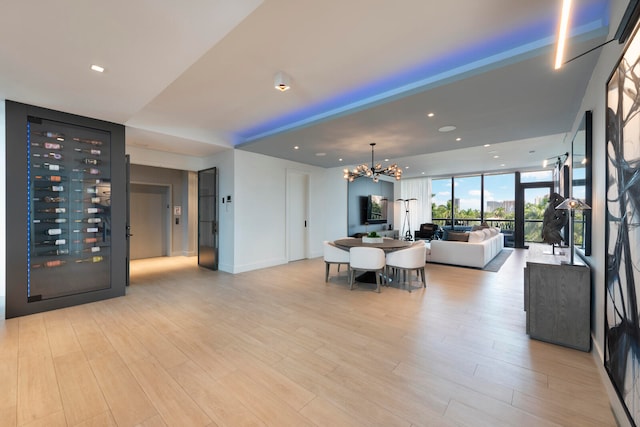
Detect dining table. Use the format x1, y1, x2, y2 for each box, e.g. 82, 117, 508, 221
333, 237, 412, 284
333, 237, 412, 252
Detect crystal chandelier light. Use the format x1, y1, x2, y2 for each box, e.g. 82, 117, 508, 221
343, 143, 402, 182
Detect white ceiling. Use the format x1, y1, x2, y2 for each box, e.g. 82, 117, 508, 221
0, 0, 611, 177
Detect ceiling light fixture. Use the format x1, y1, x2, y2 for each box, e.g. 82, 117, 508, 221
438, 125, 457, 133
343, 143, 402, 183
554, 0, 572, 69
274, 71, 291, 92
90, 64, 105, 73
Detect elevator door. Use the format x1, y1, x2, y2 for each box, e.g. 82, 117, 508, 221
130, 184, 170, 259
198, 167, 218, 270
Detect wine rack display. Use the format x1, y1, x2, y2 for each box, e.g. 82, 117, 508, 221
28, 119, 112, 300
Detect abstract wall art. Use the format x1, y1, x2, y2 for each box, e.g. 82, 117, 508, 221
605, 21, 640, 427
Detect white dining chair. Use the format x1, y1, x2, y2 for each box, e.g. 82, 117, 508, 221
323, 241, 350, 282
349, 246, 386, 293
385, 242, 426, 292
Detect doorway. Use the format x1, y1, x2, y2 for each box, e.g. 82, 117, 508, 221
129, 183, 171, 259
287, 170, 309, 261
515, 182, 553, 248
198, 167, 218, 270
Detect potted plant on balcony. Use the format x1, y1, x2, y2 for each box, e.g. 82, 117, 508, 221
362, 231, 384, 244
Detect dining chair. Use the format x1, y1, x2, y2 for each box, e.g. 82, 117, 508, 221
349, 246, 386, 293
323, 241, 350, 282
385, 242, 426, 292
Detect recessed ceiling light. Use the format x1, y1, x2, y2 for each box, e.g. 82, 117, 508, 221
493, 155, 500, 159
405, 166, 409, 169
427, 113, 435, 118
484, 144, 491, 148
90, 64, 105, 73
274, 71, 291, 92
315, 152, 326, 157
293, 146, 299, 150
500, 164, 506, 167
421, 172, 426, 175
338, 158, 343, 162
384, 158, 389, 162
438, 125, 456, 133
456, 137, 462, 141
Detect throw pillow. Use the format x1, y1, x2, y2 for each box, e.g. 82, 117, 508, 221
482, 228, 492, 239
447, 231, 469, 242
467, 230, 485, 243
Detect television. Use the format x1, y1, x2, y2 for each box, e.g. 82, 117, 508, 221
362, 195, 388, 224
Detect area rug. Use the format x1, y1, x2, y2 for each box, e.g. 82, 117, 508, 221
483, 248, 513, 272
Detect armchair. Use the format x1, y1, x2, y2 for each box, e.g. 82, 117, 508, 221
414, 223, 440, 241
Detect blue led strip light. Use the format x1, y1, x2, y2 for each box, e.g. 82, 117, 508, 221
26, 121, 31, 297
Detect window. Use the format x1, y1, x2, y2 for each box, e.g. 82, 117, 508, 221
484, 173, 515, 230
431, 178, 452, 226
453, 176, 481, 227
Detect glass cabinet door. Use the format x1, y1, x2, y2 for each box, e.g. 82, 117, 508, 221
27, 118, 111, 301
198, 167, 218, 270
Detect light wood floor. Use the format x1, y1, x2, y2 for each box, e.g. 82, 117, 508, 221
0, 250, 617, 426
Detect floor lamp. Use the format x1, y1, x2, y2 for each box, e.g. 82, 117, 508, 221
555, 198, 591, 265
397, 198, 417, 241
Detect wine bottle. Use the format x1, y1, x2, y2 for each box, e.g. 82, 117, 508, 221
74, 147, 101, 156
33, 175, 63, 182
75, 256, 103, 264
35, 239, 66, 246
74, 237, 98, 244
32, 152, 63, 160
38, 248, 69, 256
33, 131, 65, 139
33, 218, 67, 224
33, 163, 64, 171
37, 207, 66, 213
33, 196, 66, 203
43, 228, 62, 236
86, 207, 103, 214
31, 141, 63, 150
35, 185, 64, 192
73, 137, 103, 146
79, 158, 101, 165
32, 260, 66, 268
74, 218, 101, 224
72, 168, 100, 175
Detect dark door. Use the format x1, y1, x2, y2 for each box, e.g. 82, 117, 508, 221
198, 167, 218, 270
125, 154, 131, 286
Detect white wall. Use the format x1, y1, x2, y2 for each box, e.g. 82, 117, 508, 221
230, 150, 327, 273
571, 2, 628, 425
127, 144, 214, 171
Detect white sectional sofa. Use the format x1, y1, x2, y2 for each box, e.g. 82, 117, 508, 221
425, 227, 504, 268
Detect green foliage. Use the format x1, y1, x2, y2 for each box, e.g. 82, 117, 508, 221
367, 231, 380, 238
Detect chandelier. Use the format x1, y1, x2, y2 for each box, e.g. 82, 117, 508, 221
343, 143, 402, 182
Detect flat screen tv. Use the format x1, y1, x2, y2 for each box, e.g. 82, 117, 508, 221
362, 195, 388, 224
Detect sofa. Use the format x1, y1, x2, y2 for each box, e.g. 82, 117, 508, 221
425, 227, 504, 268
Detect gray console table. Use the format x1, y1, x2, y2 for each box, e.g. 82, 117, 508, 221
524, 244, 591, 351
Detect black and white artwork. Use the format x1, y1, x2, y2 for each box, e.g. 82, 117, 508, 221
605, 22, 640, 427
